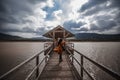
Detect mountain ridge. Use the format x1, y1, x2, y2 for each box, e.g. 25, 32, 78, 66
0, 32, 120, 41
0, 33, 22, 40
75, 33, 120, 41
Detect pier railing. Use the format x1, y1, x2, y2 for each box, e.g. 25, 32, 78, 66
66, 43, 120, 80
0, 43, 53, 80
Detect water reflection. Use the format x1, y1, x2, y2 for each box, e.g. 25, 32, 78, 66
74, 42, 120, 80
0, 42, 44, 80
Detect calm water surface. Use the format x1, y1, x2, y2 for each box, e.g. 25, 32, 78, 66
0, 42, 45, 80
0, 42, 120, 80
74, 42, 120, 80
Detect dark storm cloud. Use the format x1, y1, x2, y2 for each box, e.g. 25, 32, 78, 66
0, 1, 6, 13
79, 27, 88, 31
114, 11, 120, 23
0, 0, 33, 25
82, 4, 109, 16
98, 20, 116, 29
110, 0, 120, 8
63, 20, 86, 33
77, 0, 120, 34
0, 0, 33, 14
0, 26, 47, 36
94, 15, 113, 21
22, 27, 35, 33
28, 0, 47, 4
0, 27, 21, 33
0, 15, 18, 24
90, 20, 116, 31
117, 27, 120, 31
81, 0, 120, 17
36, 27, 48, 35
80, 0, 107, 12
0, 0, 47, 33
0, 26, 35, 33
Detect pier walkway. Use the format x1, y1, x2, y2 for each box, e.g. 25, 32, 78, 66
39, 52, 78, 80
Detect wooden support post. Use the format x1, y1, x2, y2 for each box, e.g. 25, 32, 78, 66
81, 55, 83, 80
63, 30, 65, 39
36, 56, 39, 78
45, 56, 48, 64
71, 43, 74, 54
72, 54, 74, 65
53, 31, 55, 40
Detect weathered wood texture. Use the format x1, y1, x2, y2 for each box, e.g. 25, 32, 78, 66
39, 52, 77, 80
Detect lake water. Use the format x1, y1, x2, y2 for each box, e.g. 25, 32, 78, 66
73, 42, 120, 80
0, 42, 45, 80
0, 42, 120, 80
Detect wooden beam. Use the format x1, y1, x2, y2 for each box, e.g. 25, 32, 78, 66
65, 33, 70, 38
48, 33, 53, 38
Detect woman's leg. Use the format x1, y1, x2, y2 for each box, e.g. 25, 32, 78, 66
59, 53, 62, 62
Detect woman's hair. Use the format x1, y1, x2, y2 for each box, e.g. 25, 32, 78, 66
58, 38, 62, 45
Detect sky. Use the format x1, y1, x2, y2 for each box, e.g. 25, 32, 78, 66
0, 0, 120, 38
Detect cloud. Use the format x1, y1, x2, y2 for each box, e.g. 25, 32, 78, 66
53, 10, 62, 20
0, 0, 120, 38
110, 0, 120, 8
46, 0, 54, 8
76, 0, 120, 34
63, 20, 86, 33
90, 20, 116, 31
80, 0, 107, 12
28, 0, 47, 4
0, 0, 49, 37
0, 0, 33, 25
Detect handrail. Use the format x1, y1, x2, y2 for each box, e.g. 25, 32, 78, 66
0, 44, 53, 80
25, 57, 46, 80
74, 48, 120, 80
66, 45, 120, 80
72, 57, 94, 80
25, 45, 53, 80
67, 47, 94, 80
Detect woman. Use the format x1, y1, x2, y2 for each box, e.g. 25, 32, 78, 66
57, 38, 65, 62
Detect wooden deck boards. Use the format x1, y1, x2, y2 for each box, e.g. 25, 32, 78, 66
39, 52, 76, 80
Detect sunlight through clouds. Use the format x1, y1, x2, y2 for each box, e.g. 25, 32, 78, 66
67, 0, 88, 21
53, 10, 62, 20
0, 0, 120, 37
47, 0, 54, 8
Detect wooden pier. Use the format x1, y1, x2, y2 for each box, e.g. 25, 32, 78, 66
39, 52, 78, 80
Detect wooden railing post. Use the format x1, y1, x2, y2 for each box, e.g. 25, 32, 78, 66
81, 55, 83, 80
36, 56, 39, 78
72, 54, 74, 65
45, 56, 48, 64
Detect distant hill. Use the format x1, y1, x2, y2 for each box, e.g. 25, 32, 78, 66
1, 32, 120, 41
75, 33, 120, 41
0, 33, 22, 40
0, 33, 51, 41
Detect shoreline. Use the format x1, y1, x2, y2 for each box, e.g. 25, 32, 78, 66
0, 40, 120, 42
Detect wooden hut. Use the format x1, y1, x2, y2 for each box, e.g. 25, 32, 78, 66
43, 25, 74, 39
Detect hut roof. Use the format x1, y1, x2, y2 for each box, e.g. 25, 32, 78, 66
43, 25, 74, 39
